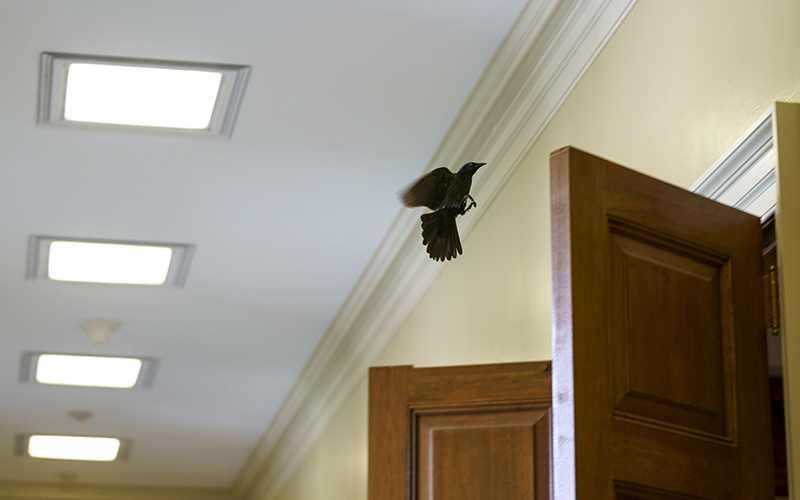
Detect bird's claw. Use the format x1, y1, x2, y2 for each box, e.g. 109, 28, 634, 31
459, 194, 477, 215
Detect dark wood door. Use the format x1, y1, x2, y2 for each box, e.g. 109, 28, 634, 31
550, 147, 773, 498
369, 362, 551, 500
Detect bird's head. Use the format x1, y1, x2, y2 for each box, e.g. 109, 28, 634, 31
458, 162, 486, 177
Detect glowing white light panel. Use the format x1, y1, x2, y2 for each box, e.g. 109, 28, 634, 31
64, 63, 222, 129
48, 241, 172, 285
35, 354, 143, 388
28, 435, 121, 461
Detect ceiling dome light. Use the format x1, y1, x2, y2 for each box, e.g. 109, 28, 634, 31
81, 318, 122, 344
67, 410, 94, 423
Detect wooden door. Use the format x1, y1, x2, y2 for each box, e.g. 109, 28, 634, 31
369, 362, 551, 500
550, 147, 773, 498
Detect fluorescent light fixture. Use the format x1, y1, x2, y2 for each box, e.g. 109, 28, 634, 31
38, 52, 250, 136
19, 352, 159, 389
28, 435, 121, 461
27, 236, 195, 287
48, 241, 173, 285
35, 354, 143, 388
64, 63, 222, 129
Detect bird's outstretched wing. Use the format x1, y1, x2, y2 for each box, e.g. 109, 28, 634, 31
420, 208, 462, 261
400, 167, 453, 211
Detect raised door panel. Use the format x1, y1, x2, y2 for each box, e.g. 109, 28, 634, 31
550, 147, 772, 499
369, 362, 551, 500
416, 408, 548, 500
608, 219, 732, 440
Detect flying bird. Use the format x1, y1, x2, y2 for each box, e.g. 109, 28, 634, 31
400, 162, 485, 261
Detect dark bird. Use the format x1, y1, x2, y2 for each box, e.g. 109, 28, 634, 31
400, 162, 485, 261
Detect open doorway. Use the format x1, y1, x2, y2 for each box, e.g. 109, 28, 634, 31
763, 215, 788, 498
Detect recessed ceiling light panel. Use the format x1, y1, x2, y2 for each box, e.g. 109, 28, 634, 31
38, 52, 250, 136
64, 63, 223, 129
19, 352, 159, 389
35, 354, 143, 388
16, 434, 132, 461
48, 241, 173, 285
26, 236, 194, 287
28, 435, 121, 461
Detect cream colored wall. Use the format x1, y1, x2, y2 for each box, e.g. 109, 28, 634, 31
270, 379, 369, 500
273, 0, 800, 498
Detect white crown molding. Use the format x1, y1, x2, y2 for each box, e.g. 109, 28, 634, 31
691, 108, 777, 220
234, 1, 638, 498
0, 482, 232, 500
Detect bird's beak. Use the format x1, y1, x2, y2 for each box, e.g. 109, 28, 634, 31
476, 163, 486, 169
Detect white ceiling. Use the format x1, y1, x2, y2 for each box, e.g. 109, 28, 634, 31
0, 0, 528, 489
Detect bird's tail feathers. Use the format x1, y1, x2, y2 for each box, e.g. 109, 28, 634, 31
420, 208, 462, 261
